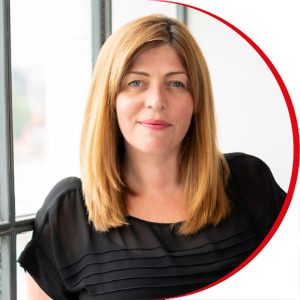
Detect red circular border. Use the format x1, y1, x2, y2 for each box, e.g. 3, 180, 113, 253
150, 1, 300, 299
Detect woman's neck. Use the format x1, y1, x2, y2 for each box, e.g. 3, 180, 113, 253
122, 146, 187, 223
122, 146, 181, 196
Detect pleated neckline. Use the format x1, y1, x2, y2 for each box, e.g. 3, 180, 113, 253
126, 215, 185, 226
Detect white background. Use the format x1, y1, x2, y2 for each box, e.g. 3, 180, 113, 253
172, 1, 299, 299
188, 3, 293, 192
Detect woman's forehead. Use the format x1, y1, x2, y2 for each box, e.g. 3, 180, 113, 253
126, 44, 188, 73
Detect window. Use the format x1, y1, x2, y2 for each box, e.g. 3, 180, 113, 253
0, 0, 93, 299
0, 1, 186, 298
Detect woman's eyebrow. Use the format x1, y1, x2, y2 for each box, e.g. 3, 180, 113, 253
126, 71, 189, 77
165, 71, 189, 78
126, 71, 149, 76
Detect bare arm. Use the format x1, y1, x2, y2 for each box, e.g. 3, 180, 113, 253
26, 272, 52, 300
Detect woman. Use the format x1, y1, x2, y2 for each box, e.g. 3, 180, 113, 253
18, 15, 286, 300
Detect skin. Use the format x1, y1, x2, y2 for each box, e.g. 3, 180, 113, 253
26, 272, 52, 300
116, 44, 194, 223
27, 43, 194, 298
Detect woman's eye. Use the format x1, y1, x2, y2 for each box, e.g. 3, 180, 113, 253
171, 81, 184, 88
129, 80, 141, 87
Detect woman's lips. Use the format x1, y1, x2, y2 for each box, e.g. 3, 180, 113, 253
138, 119, 171, 130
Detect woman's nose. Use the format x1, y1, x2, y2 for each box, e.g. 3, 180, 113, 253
145, 85, 167, 110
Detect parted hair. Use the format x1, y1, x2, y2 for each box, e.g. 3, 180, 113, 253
80, 14, 231, 236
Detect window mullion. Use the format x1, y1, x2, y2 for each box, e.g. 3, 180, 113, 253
0, 0, 15, 299
91, 0, 112, 69
0, 0, 15, 226
177, 4, 188, 25
11, 230, 16, 300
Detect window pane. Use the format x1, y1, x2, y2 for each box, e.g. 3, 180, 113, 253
0, 236, 10, 300
17, 231, 32, 300
11, 0, 92, 217
112, 0, 177, 33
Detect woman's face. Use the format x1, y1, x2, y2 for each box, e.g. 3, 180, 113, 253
116, 44, 194, 156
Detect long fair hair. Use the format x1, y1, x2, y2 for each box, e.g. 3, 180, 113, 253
80, 15, 231, 236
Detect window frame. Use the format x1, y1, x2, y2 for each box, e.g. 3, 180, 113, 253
0, 1, 186, 298
0, 1, 37, 298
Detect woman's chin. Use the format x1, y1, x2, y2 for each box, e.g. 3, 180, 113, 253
124, 137, 180, 156
133, 143, 179, 157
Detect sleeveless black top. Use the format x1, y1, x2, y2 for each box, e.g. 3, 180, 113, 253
18, 153, 286, 300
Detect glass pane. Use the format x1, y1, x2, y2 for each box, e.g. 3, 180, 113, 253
17, 231, 32, 300
112, 0, 177, 33
11, 0, 92, 217
0, 236, 10, 300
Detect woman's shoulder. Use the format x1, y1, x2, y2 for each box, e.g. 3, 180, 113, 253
224, 152, 273, 178
36, 176, 82, 216
224, 152, 267, 166
38, 176, 82, 210
224, 152, 286, 221
224, 151, 281, 188
34, 176, 84, 239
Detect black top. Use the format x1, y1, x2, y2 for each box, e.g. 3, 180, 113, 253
18, 153, 286, 300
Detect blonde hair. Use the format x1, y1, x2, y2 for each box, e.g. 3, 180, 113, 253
80, 14, 231, 236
